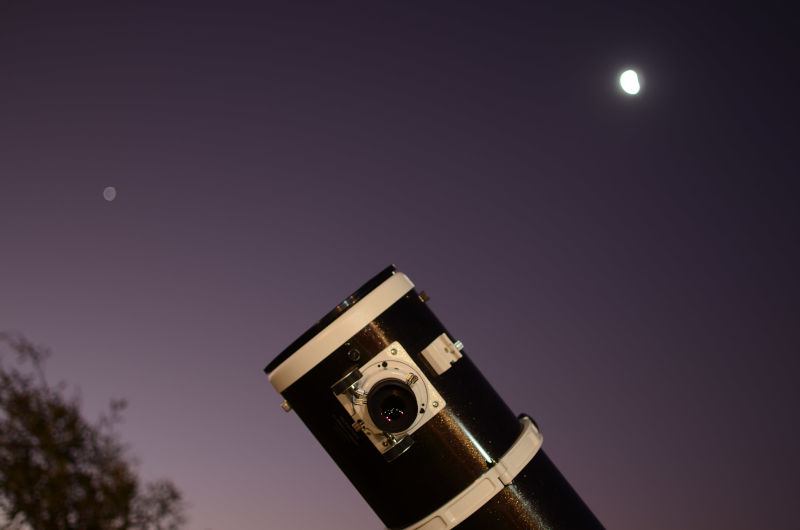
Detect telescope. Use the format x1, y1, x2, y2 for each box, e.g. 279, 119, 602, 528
265, 266, 604, 529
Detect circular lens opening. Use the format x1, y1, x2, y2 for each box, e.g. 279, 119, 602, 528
367, 379, 418, 433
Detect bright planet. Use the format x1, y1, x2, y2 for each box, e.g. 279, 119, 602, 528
620, 69, 641, 95
103, 186, 117, 201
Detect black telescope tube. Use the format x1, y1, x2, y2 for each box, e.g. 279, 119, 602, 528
265, 266, 604, 529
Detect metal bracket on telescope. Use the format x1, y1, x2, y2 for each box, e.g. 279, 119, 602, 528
397, 416, 543, 530
420, 334, 463, 375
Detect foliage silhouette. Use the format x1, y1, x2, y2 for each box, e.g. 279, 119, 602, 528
0, 332, 185, 530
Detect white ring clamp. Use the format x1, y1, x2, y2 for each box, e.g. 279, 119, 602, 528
397, 416, 543, 530
269, 273, 414, 393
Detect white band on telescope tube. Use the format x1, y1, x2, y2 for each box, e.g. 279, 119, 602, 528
269, 272, 414, 393
398, 416, 543, 530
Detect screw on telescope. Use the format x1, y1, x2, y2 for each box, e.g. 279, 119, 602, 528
418, 291, 430, 302
280, 400, 292, 412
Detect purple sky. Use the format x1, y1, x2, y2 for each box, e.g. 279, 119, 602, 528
1, 2, 798, 529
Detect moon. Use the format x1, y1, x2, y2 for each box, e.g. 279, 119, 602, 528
619, 69, 641, 95
103, 186, 117, 201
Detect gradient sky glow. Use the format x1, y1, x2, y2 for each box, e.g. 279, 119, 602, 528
1, 2, 798, 529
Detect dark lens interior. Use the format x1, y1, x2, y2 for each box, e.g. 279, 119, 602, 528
367, 379, 418, 433
380, 395, 407, 422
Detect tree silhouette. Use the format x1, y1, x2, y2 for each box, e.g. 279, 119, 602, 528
0, 332, 186, 530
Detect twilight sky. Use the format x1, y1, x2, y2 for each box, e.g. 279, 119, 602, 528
1, 2, 798, 529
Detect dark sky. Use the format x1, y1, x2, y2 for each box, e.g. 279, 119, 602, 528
1, 1, 798, 529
